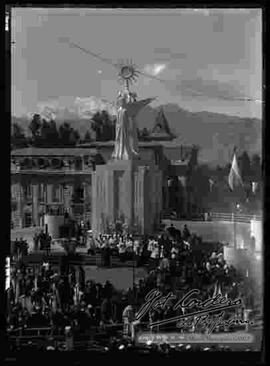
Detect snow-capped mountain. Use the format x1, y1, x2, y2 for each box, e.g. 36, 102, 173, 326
75, 96, 117, 119
24, 97, 117, 122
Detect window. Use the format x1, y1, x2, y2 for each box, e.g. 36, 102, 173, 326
155, 151, 160, 165
39, 184, 46, 202
72, 186, 84, 203
23, 184, 32, 200
24, 212, 32, 228
52, 184, 62, 203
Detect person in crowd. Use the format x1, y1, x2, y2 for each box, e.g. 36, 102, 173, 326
103, 244, 111, 267
183, 225, 191, 241
159, 255, 170, 273
118, 239, 126, 262
33, 233, 39, 252
100, 297, 115, 325
167, 223, 176, 237
122, 304, 135, 337
78, 266, 85, 290
103, 280, 113, 299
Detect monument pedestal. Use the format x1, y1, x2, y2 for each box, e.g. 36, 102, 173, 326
91, 158, 162, 235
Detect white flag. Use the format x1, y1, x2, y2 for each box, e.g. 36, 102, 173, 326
251, 181, 259, 194
228, 153, 243, 190
209, 178, 215, 192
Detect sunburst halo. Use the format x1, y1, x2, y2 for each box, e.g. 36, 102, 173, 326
116, 59, 140, 85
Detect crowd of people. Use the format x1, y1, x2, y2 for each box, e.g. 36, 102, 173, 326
88, 224, 224, 270
11, 238, 29, 259
6, 261, 128, 336
33, 231, 52, 253
7, 223, 257, 351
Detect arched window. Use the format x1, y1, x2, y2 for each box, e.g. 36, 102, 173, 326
23, 158, 32, 169
38, 158, 45, 168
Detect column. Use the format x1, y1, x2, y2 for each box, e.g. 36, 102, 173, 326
85, 177, 92, 223
106, 169, 114, 224
47, 184, 53, 205
91, 172, 97, 234
14, 181, 24, 229
18, 181, 24, 228
178, 176, 188, 217
163, 177, 169, 212
32, 183, 39, 226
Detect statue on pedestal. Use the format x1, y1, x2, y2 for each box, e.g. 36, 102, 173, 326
111, 62, 155, 160
112, 91, 155, 160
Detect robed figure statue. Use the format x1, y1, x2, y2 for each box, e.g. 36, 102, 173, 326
112, 91, 155, 160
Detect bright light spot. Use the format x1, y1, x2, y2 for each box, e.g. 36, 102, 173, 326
144, 63, 166, 76
98, 70, 102, 74
255, 253, 262, 261
5, 257, 10, 290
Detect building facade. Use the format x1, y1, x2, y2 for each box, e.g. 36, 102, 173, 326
11, 111, 201, 230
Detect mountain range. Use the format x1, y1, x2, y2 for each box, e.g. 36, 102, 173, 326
12, 97, 262, 166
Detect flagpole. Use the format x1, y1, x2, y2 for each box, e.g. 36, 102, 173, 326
233, 204, 236, 249
229, 146, 240, 249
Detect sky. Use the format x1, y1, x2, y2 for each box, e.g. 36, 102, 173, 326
11, 7, 262, 119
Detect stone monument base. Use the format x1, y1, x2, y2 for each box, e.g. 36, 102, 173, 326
91, 158, 162, 235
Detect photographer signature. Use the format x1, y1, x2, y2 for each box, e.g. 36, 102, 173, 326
135, 289, 252, 334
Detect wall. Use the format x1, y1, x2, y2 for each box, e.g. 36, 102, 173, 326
44, 215, 65, 239
162, 219, 262, 248
84, 266, 148, 290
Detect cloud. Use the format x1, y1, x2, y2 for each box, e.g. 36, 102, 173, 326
143, 63, 167, 76
154, 48, 187, 61
173, 76, 251, 101
75, 97, 116, 118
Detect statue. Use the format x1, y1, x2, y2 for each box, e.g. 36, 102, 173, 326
112, 90, 155, 160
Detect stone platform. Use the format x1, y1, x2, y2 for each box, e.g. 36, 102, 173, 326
91, 158, 162, 235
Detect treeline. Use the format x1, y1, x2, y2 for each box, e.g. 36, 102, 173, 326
198, 151, 262, 183
11, 110, 152, 149
191, 151, 262, 214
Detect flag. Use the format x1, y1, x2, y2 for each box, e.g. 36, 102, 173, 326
228, 153, 243, 191
209, 178, 215, 192
251, 181, 259, 194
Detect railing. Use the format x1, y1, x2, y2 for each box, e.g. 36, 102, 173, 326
8, 327, 53, 337
162, 211, 262, 223
210, 212, 262, 223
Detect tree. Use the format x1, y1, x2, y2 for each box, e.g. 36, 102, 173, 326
11, 123, 28, 149
39, 119, 52, 146
58, 122, 73, 145
47, 120, 59, 146
69, 128, 80, 146
238, 151, 251, 182
29, 114, 42, 140
83, 130, 92, 143
91, 111, 103, 140
90, 110, 115, 141
250, 154, 262, 181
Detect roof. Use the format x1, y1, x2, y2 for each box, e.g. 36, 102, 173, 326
170, 160, 189, 166
147, 132, 173, 140
79, 141, 163, 148
11, 147, 98, 157
148, 108, 175, 140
